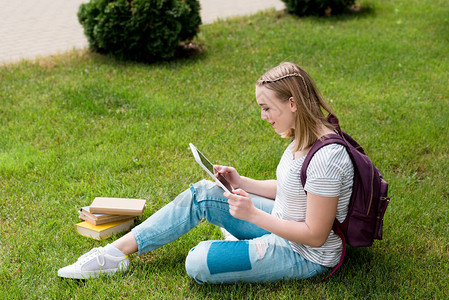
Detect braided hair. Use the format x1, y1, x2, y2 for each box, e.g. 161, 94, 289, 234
256, 62, 335, 151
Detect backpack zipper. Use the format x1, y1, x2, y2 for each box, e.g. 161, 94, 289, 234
367, 163, 374, 215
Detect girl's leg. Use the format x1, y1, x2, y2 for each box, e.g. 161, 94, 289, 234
185, 234, 329, 284
112, 232, 138, 255
58, 180, 274, 279
132, 180, 274, 255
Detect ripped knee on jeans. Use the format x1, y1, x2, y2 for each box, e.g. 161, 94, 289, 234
255, 240, 268, 260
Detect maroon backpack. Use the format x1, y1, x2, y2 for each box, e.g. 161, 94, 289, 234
300, 114, 390, 279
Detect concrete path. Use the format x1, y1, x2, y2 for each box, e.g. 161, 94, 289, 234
0, 0, 284, 65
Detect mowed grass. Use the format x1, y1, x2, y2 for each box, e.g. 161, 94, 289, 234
0, 0, 448, 298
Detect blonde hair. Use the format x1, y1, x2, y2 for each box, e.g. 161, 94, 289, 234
256, 62, 335, 152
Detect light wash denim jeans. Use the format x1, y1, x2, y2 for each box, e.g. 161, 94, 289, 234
132, 180, 328, 284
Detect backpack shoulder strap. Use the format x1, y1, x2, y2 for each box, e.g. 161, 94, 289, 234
322, 220, 346, 281
299, 136, 348, 280
299, 115, 349, 280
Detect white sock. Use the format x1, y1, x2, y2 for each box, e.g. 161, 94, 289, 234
104, 244, 126, 257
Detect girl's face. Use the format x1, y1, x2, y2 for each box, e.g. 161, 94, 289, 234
255, 85, 297, 135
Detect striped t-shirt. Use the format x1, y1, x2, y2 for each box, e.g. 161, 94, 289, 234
270, 141, 354, 267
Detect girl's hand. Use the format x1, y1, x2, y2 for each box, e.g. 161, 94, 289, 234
224, 189, 257, 222
214, 165, 242, 188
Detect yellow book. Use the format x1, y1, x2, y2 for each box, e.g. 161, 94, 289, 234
75, 218, 135, 240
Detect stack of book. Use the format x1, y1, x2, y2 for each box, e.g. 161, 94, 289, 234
76, 197, 146, 240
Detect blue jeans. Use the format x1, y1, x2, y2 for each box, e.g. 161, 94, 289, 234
132, 180, 328, 283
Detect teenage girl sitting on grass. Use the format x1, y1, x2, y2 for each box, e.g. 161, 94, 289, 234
58, 62, 354, 283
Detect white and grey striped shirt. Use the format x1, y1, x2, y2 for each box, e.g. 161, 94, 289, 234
271, 142, 354, 267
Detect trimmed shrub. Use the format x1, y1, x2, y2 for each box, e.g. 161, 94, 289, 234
78, 0, 202, 62
281, 0, 355, 16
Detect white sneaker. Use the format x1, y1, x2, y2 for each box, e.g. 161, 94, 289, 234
58, 247, 129, 279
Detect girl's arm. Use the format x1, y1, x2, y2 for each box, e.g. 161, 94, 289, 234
225, 189, 337, 247
215, 165, 277, 200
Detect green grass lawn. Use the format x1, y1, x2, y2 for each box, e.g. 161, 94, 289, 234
1, 0, 448, 298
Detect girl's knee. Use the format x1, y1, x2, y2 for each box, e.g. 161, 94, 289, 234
191, 180, 225, 203
185, 241, 211, 284
171, 180, 215, 208
192, 180, 220, 194
185, 240, 256, 284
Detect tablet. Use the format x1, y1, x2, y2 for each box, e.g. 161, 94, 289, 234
189, 143, 233, 193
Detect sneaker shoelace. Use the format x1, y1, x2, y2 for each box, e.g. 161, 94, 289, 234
77, 247, 106, 267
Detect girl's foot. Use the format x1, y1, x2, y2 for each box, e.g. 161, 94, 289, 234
58, 244, 129, 279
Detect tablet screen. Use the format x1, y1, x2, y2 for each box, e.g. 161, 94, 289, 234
197, 148, 214, 174
194, 145, 233, 192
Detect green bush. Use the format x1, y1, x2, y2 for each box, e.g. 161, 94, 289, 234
281, 0, 355, 16
78, 0, 201, 62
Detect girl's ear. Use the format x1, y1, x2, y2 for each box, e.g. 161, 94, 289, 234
289, 97, 297, 112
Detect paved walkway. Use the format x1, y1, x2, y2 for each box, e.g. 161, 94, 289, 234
0, 0, 284, 65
